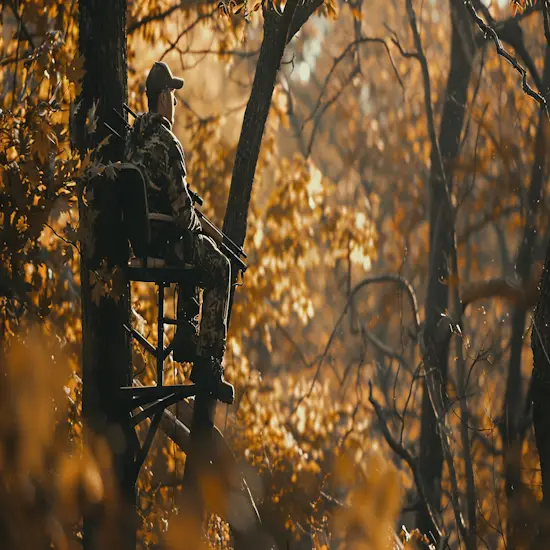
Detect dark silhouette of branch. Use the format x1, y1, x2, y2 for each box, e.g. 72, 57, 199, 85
457, 205, 518, 244
287, 0, 324, 43
465, 0, 548, 114
6, 0, 35, 49
128, 0, 218, 34
304, 35, 404, 127
461, 276, 539, 310
158, 8, 217, 61
292, 274, 420, 412
368, 381, 445, 542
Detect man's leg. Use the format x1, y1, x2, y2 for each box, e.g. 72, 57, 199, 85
172, 283, 199, 363
166, 236, 201, 363
191, 234, 234, 403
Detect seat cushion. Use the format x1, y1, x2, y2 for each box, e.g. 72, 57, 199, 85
128, 257, 167, 269
125, 256, 201, 285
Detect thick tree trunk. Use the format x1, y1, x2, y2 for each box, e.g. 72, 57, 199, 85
533, 247, 550, 506
222, 0, 300, 247
505, 44, 550, 546
416, 1, 475, 541
181, 1, 321, 547
75, 1, 134, 549
531, 55, 550, 540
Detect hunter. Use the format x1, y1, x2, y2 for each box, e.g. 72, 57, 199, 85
125, 61, 234, 405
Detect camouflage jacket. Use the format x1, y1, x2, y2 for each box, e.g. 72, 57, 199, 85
125, 112, 201, 233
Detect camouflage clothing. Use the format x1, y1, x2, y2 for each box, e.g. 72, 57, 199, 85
173, 234, 230, 359
125, 112, 201, 233
126, 112, 229, 361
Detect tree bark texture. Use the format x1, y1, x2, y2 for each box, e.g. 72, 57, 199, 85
416, 1, 475, 541
531, 48, 550, 530
76, 1, 134, 549
505, 44, 550, 547
533, 245, 550, 507
222, 0, 300, 248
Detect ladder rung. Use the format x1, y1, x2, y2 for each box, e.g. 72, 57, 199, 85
162, 317, 179, 325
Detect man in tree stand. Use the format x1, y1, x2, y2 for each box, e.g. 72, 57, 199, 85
125, 61, 235, 405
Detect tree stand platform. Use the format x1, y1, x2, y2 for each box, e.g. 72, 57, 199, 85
121, 257, 201, 477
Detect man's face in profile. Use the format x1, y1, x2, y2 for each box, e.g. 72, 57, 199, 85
158, 88, 177, 126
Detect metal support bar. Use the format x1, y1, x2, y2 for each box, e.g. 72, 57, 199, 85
124, 324, 157, 357
162, 317, 179, 325
120, 383, 197, 400
157, 282, 165, 386
127, 412, 142, 459
163, 338, 175, 361
125, 392, 165, 411
130, 387, 196, 426
134, 411, 163, 478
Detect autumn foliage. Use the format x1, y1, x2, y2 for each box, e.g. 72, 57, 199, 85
4, 0, 550, 549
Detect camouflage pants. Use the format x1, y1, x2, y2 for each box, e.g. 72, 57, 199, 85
171, 232, 230, 360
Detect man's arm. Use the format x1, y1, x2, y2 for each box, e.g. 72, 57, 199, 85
163, 149, 201, 232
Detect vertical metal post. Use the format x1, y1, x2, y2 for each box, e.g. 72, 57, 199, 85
157, 282, 164, 386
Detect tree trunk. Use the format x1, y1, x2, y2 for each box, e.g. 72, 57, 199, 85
75, 1, 134, 549
181, 0, 301, 525
505, 44, 550, 547
181, 1, 321, 547
416, 1, 475, 541
222, 0, 299, 247
533, 243, 550, 504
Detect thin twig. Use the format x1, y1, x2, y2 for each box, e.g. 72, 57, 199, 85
291, 274, 420, 412
305, 36, 404, 127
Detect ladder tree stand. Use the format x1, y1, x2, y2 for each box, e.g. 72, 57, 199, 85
76, 0, 265, 547
115, 165, 263, 546
120, 259, 200, 484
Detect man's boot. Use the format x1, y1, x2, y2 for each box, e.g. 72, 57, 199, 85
190, 355, 235, 405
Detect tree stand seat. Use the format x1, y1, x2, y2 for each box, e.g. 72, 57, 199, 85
125, 256, 202, 286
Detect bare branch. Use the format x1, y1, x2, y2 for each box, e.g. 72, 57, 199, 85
461, 276, 539, 310
287, 0, 324, 43
457, 205, 518, 244
305, 36, 404, 128
465, 0, 549, 114
450, 247, 477, 547
6, 0, 35, 49
292, 274, 420, 412
368, 381, 445, 541
404, 0, 446, 182
360, 323, 413, 373
128, 0, 218, 34
158, 8, 217, 61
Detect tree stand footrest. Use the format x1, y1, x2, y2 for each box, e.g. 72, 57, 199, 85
120, 384, 197, 408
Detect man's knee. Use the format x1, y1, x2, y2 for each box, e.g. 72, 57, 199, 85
195, 235, 230, 287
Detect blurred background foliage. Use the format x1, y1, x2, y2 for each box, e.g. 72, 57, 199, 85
2, 0, 550, 548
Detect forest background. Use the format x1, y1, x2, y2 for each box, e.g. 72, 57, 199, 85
3, 0, 550, 549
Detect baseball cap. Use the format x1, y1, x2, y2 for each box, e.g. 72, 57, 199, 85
146, 61, 184, 95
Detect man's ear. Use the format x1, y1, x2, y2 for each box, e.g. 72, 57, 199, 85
158, 90, 168, 109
